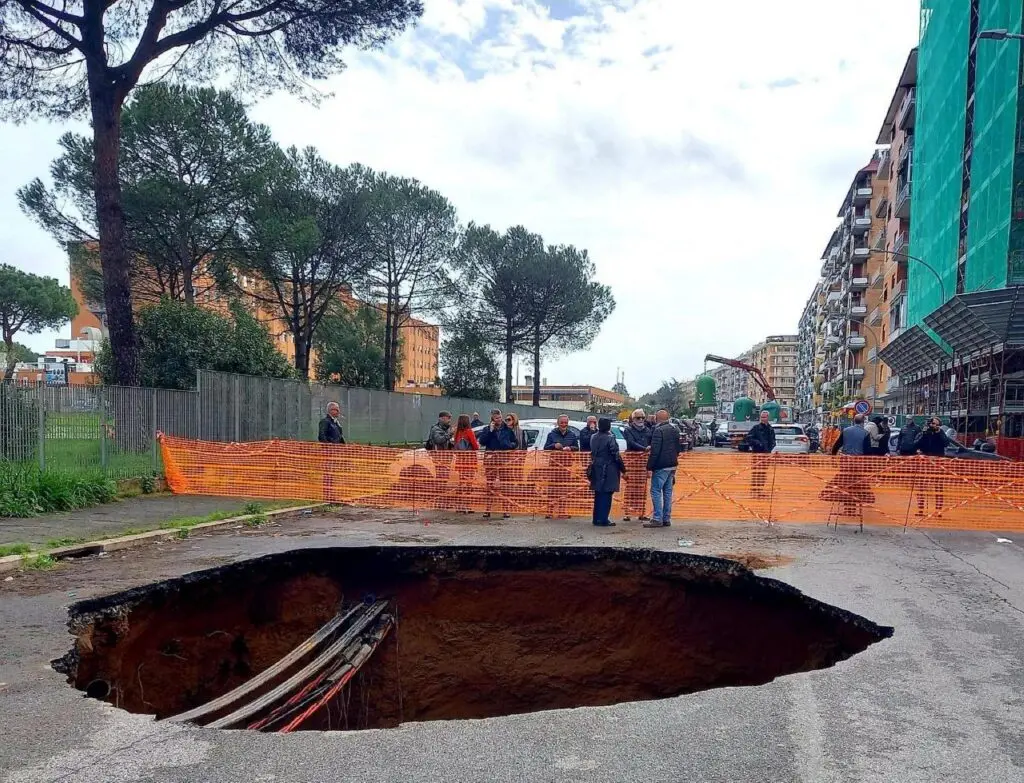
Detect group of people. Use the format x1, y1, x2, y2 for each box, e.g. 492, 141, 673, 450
829, 415, 947, 458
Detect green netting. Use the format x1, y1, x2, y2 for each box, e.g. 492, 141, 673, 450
966, 0, 1019, 292
909, 1, 969, 327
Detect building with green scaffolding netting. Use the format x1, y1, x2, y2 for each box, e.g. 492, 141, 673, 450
879, 0, 1024, 456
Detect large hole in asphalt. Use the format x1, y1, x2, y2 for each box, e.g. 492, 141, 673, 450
56, 546, 892, 731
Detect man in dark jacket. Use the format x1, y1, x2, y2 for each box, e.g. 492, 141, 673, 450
544, 415, 580, 451
745, 411, 775, 499
543, 415, 578, 518
898, 419, 922, 455
579, 416, 599, 452
622, 409, 653, 521
427, 411, 454, 483
470, 412, 483, 429
318, 402, 346, 444
914, 417, 949, 515
478, 409, 516, 519
645, 410, 680, 528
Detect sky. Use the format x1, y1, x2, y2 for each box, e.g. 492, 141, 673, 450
0, 0, 921, 397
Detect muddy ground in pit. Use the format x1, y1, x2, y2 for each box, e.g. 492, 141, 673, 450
62, 546, 889, 732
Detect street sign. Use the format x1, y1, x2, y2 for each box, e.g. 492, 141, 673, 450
854, 399, 872, 415
887, 415, 897, 427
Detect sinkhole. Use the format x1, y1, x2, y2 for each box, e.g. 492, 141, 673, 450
56, 546, 892, 731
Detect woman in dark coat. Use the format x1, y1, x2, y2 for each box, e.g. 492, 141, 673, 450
589, 418, 626, 527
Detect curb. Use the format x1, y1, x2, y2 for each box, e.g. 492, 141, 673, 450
0, 503, 329, 575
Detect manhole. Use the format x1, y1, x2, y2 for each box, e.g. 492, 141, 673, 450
55, 546, 892, 731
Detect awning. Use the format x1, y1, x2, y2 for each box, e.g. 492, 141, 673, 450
924, 286, 1024, 353
877, 324, 949, 375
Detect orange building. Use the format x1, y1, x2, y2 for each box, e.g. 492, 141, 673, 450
64, 252, 439, 389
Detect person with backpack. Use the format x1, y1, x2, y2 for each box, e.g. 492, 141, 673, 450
426, 411, 454, 483
451, 414, 480, 512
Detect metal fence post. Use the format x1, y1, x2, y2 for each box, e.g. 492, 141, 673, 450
37, 382, 45, 471
233, 374, 241, 442
196, 371, 203, 440
99, 386, 108, 470
268, 381, 274, 439
151, 388, 158, 472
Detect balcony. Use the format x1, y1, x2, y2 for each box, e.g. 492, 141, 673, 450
867, 306, 881, 327
850, 277, 869, 290
890, 278, 906, 301
825, 334, 841, 346
889, 326, 903, 343
847, 335, 867, 349
851, 213, 872, 235
897, 87, 916, 130
877, 149, 891, 180
848, 367, 866, 378
852, 243, 871, 259
898, 137, 914, 170
892, 230, 908, 258
868, 347, 879, 362
872, 230, 887, 251
885, 375, 901, 393
826, 290, 843, 304
870, 268, 885, 289
853, 186, 873, 205
849, 304, 867, 319
895, 180, 911, 219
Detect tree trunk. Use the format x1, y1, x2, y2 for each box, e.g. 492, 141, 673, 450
382, 293, 395, 391
390, 310, 402, 391
2, 334, 15, 382
532, 326, 541, 407
89, 86, 139, 386
504, 319, 514, 404
293, 314, 309, 380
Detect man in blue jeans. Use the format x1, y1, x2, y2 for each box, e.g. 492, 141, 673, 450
645, 409, 681, 528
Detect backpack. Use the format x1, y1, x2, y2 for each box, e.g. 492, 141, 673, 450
456, 437, 473, 451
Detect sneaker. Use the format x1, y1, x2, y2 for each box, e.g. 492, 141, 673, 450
593, 521, 617, 527
623, 516, 631, 522
502, 513, 511, 519
639, 515, 651, 521
483, 513, 491, 519
643, 519, 664, 528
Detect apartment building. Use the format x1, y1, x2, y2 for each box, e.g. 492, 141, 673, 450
749, 335, 799, 408
872, 48, 917, 415
796, 282, 825, 419
817, 153, 888, 411
878, 2, 1024, 449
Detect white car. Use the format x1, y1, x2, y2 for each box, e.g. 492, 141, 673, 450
475, 418, 628, 453
771, 423, 811, 454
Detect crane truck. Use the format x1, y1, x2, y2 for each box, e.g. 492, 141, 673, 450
704, 354, 785, 450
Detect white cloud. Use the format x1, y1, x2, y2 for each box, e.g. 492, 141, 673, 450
0, 0, 919, 394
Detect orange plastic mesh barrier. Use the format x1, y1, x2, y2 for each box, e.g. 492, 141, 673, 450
159, 435, 1024, 530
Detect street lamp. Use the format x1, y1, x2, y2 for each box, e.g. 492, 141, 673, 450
979, 28, 1024, 41
871, 248, 946, 302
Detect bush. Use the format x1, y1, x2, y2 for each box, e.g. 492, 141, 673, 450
0, 385, 39, 462
0, 463, 117, 517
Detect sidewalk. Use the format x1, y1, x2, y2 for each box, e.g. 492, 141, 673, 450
0, 495, 275, 546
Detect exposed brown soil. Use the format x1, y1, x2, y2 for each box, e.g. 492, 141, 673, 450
59, 547, 891, 731
715, 552, 795, 570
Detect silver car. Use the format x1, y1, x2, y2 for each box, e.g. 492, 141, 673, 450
771, 423, 811, 454
475, 419, 629, 452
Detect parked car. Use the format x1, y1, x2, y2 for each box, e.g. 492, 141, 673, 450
713, 429, 731, 448
771, 423, 811, 455
887, 426, 1008, 461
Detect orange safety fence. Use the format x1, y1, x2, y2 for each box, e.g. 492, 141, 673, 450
159, 435, 1024, 531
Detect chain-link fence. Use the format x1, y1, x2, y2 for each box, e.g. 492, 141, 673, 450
2, 373, 550, 478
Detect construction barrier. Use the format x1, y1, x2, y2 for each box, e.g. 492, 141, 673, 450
159, 435, 1024, 531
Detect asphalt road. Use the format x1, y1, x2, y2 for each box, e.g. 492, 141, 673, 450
1, 509, 1023, 782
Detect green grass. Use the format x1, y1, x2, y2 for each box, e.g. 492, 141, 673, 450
157, 500, 305, 533
44, 537, 86, 549
21, 553, 57, 571
0, 462, 118, 518
0, 543, 32, 558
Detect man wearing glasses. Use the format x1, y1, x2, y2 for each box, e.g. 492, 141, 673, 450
622, 408, 654, 521
478, 408, 517, 518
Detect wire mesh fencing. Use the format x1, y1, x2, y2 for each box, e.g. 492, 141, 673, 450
2, 373, 552, 478
159, 437, 1024, 531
